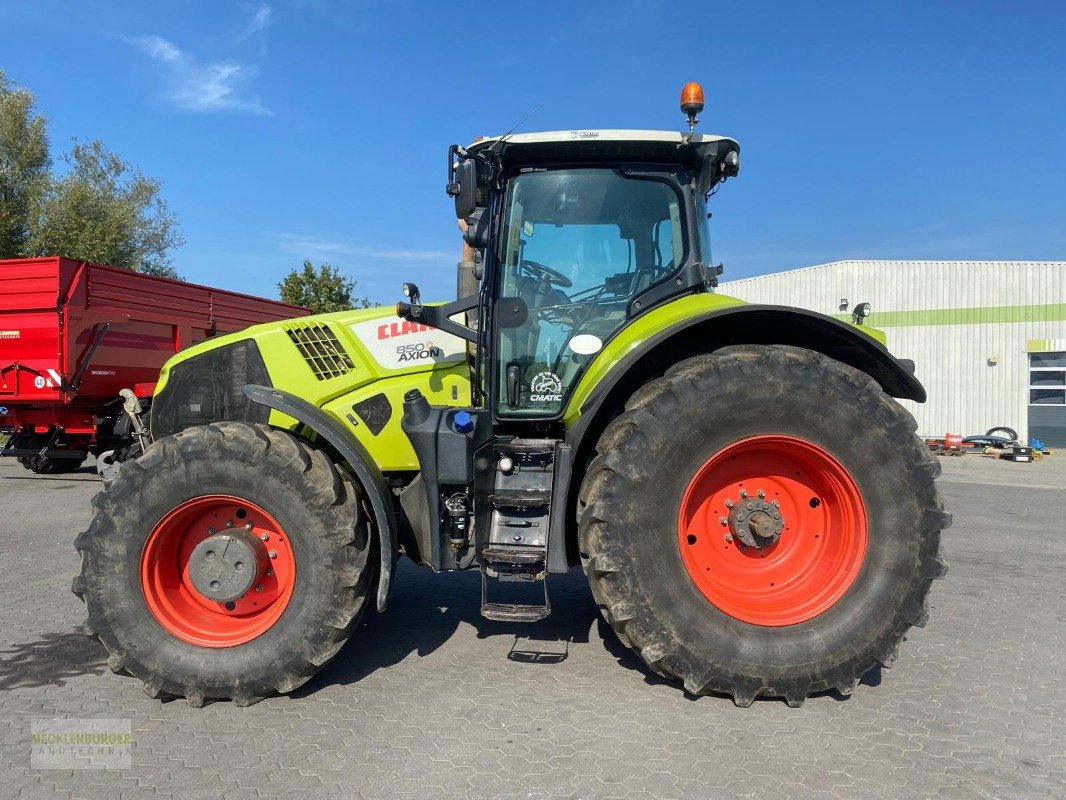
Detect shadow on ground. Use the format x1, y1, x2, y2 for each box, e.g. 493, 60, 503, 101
0, 629, 108, 691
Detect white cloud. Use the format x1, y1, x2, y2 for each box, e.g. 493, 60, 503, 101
238, 4, 273, 39
123, 5, 272, 115
274, 233, 453, 265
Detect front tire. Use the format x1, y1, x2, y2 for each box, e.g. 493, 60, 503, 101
73, 422, 375, 706
578, 345, 949, 707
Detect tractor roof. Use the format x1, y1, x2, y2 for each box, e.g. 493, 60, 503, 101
467, 129, 740, 171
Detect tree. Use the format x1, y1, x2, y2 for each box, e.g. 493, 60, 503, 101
0, 69, 50, 258
277, 260, 374, 313
26, 140, 184, 277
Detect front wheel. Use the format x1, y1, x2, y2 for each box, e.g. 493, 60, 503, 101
578, 345, 949, 707
73, 422, 375, 706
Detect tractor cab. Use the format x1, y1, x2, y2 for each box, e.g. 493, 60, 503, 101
400, 128, 740, 424
395, 86, 741, 619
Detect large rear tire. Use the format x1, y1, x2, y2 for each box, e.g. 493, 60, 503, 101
73, 422, 375, 706
578, 345, 949, 707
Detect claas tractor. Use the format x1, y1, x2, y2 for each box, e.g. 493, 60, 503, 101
74, 84, 948, 708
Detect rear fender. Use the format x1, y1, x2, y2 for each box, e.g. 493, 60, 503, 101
566, 303, 924, 449
242, 384, 398, 612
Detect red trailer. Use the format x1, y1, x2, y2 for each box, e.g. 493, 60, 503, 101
0, 257, 308, 473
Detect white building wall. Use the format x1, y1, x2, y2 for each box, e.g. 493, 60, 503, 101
719, 261, 1066, 440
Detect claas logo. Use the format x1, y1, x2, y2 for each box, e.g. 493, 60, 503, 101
376, 321, 431, 340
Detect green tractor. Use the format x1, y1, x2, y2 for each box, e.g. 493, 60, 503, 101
74, 84, 948, 708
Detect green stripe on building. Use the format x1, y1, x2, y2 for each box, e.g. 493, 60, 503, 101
833, 303, 1066, 328
1027, 338, 1066, 353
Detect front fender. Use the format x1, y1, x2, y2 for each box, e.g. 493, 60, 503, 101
242, 384, 398, 612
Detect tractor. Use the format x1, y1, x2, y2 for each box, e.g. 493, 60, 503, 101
73, 83, 949, 708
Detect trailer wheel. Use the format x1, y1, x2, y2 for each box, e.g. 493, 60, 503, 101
578, 345, 949, 707
73, 422, 375, 706
17, 457, 34, 471
30, 455, 86, 474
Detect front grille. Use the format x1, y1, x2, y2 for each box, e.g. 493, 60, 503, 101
285, 323, 354, 381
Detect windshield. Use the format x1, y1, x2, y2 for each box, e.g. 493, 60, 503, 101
496, 167, 685, 417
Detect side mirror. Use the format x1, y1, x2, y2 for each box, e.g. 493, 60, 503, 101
449, 159, 479, 219
447, 152, 493, 219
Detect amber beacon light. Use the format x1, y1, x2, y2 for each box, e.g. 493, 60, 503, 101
680, 82, 704, 141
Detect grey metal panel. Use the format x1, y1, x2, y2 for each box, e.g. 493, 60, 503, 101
1028, 405, 1066, 447
719, 261, 1066, 442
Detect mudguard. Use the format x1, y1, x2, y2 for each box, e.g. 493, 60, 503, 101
566, 303, 925, 453
242, 384, 398, 612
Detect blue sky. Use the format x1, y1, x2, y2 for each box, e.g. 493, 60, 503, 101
2, 1, 1064, 304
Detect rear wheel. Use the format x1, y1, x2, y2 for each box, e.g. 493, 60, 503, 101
578, 345, 949, 706
73, 422, 375, 706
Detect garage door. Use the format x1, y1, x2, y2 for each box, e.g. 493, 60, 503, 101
1028, 351, 1066, 447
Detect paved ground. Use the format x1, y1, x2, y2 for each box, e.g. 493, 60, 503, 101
0, 452, 1063, 800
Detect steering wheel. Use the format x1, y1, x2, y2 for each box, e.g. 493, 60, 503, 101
521, 259, 573, 288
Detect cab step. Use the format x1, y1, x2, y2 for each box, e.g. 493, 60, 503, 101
480, 569, 551, 622
489, 489, 551, 510
480, 545, 551, 622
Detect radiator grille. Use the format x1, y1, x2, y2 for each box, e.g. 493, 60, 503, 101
285, 323, 354, 380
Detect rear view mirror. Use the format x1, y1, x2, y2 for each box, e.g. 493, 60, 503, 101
448, 155, 492, 220
453, 159, 479, 219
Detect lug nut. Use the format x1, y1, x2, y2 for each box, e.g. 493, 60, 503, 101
724, 499, 734, 509
719, 516, 728, 525
265, 569, 274, 577
269, 550, 277, 559
757, 489, 765, 498
245, 522, 254, 530
254, 584, 263, 592
208, 527, 216, 535
772, 500, 780, 508
226, 519, 233, 528
725, 533, 733, 543
739, 489, 748, 498
260, 533, 269, 542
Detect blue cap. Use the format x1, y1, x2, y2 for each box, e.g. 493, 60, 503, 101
453, 410, 474, 434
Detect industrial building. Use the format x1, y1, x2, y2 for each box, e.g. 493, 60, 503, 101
719, 261, 1066, 447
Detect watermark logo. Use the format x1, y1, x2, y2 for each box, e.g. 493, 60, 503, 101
31, 719, 132, 769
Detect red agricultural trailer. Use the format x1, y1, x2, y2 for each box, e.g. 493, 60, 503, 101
0, 257, 308, 474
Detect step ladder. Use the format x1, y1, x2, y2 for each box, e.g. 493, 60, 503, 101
479, 440, 556, 622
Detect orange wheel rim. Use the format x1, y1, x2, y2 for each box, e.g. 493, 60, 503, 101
677, 435, 868, 626
140, 495, 296, 647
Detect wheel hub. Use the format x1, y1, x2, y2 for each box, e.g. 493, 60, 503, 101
727, 492, 783, 548
187, 530, 269, 603
140, 495, 296, 647
678, 435, 869, 626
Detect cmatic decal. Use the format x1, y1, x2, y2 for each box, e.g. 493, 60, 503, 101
529, 371, 563, 403
350, 317, 466, 370
0, 330, 20, 339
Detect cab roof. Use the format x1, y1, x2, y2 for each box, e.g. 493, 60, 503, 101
467, 129, 740, 171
